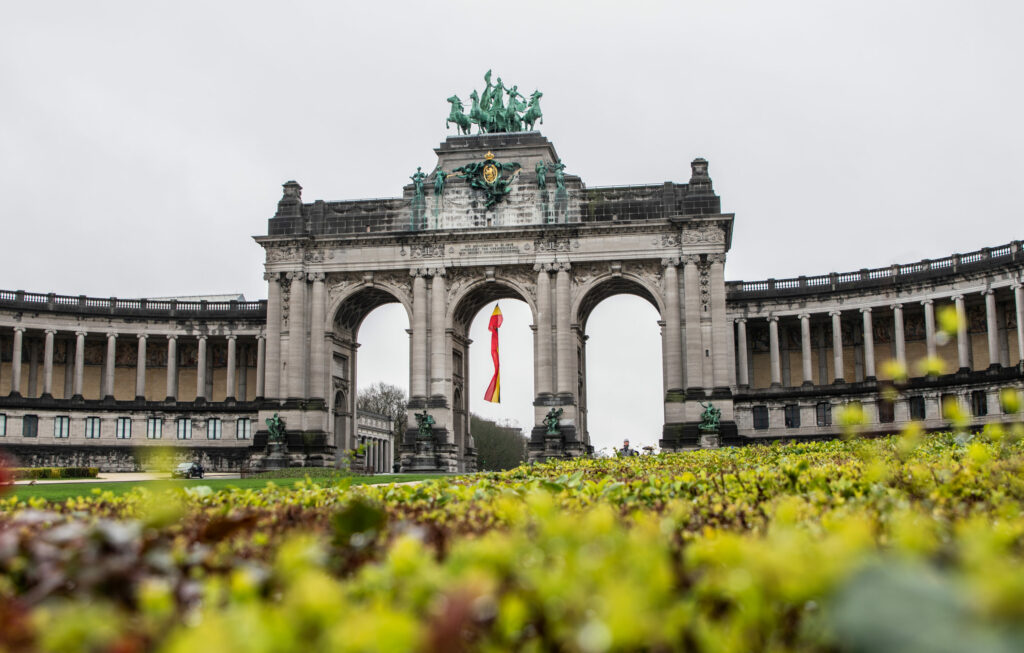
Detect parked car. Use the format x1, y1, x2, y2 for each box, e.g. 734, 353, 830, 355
171, 462, 204, 479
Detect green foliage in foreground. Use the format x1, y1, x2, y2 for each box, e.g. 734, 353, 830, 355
7, 474, 437, 503
2, 430, 1024, 652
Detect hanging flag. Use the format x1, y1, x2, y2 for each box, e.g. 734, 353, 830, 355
483, 304, 503, 403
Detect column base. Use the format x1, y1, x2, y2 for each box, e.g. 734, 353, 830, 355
7, 391, 21, 398
134, 395, 146, 402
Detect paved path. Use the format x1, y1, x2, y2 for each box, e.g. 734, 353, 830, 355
14, 472, 240, 485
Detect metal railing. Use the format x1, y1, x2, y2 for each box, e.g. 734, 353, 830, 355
728, 241, 1023, 297
0, 291, 266, 317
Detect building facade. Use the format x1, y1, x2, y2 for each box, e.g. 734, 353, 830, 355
1, 128, 1021, 472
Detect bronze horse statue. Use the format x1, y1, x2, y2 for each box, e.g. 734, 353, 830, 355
446, 95, 472, 135
522, 91, 543, 131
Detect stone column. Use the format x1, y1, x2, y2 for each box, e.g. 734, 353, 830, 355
308, 272, 327, 401
264, 272, 282, 399
799, 313, 813, 385
104, 332, 117, 399
555, 263, 574, 396
661, 258, 683, 391
682, 255, 703, 390
27, 340, 39, 398
42, 329, 55, 398
954, 294, 970, 370
136, 334, 147, 400
166, 335, 178, 401
708, 254, 730, 388
238, 344, 248, 400
226, 335, 238, 400
830, 310, 845, 383
287, 271, 307, 399
534, 264, 554, 395
73, 331, 86, 398
10, 326, 24, 396
1014, 284, 1024, 364
922, 299, 937, 360
892, 304, 906, 368
430, 269, 448, 398
256, 335, 267, 398
195, 336, 208, 400
735, 319, 749, 387
410, 270, 429, 399
861, 308, 876, 380
984, 290, 999, 368
768, 316, 782, 386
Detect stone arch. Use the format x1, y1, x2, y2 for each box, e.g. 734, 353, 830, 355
572, 273, 664, 332
328, 283, 412, 337
448, 276, 538, 332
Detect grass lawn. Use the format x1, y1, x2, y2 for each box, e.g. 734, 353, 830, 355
8, 473, 445, 503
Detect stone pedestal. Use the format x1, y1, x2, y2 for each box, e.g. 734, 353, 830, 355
399, 436, 459, 473
699, 429, 720, 449
253, 443, 290, 472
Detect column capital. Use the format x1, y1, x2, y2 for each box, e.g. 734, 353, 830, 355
12, 325, 26, 333
734, 317, 747, 324
952, 294, 964, 301
767, 315, 779, 323
226, 334, 237, 341
1009, 282, 1022, 291
981, 288, 995, 296
555, 261, 572, 272
308, 271, 326, 282
533, 262, 556, 273
798, 312, 811, 321
137, 333, 148, 340
196, 334, 208, 341
430, 266, 447, 277
106, 331, 118, 339
920, 298, 934, 306
166, 334, 178, 342
256, 334, 266, 341
829, 309, 842, 317
860, 306, 873, 314
409, 267, 431, 278
681, 254, 701, 265
660, 256, 681, 267
44, 328, 57, 336
707, 253, 726, 265
75, 330, 88, 338
285, 270, 307, 282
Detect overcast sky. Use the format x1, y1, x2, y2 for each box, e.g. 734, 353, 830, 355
2, 2, 1021, 451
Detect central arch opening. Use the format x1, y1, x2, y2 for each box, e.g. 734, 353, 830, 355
453, 281, 535, 470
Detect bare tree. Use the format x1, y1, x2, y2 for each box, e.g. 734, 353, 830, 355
357, 382, 407, 440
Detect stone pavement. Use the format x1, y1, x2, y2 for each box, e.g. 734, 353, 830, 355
14, 472, 241, 485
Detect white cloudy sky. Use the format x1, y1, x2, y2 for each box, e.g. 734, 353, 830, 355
2, 2, 1021, 451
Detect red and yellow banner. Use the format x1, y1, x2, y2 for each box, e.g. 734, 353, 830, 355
483, 304, 503, 403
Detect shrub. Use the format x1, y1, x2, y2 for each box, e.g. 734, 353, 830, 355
9, 466, 99, 480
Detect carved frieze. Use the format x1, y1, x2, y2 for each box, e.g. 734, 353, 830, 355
681, 223, 725, 245
652, 233, 681, 248
535, 237, 579, 253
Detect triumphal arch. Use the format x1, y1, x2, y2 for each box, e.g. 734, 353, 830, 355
254, 74, 736, 472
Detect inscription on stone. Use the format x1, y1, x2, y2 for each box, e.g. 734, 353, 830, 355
456, 243, 521, 256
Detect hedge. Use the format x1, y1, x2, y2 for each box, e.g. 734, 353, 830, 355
9, 466, 99, 480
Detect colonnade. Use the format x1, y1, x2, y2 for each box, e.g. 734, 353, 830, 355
360, 435, 393, 473
2, 326, 265, 402
734, 283, 1024, 388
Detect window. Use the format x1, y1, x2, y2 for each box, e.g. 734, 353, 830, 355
970, 390, 988, 417
784, 404, 801, 428
752, 406, 769, 430
146, 417, 163, 439
878, 399, 895, 424
909, 396, 926, 420
941, 394, 959, 419
816, 402, 832, 427
0, 414, 6, 436
23, 415, 38, 438
116, 417, 131, 439
85, 417, 101, 439
54, 416, 70, 438
236, 418, 251, 440
207, 418, 222, 440
176, 418, 192, 440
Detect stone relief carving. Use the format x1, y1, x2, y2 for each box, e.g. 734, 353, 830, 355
406, 243, 446, 259
652, 233, 681, 247
681, 223, 725, 245
267, 247, 302, 263
535, 237, 579, 252
280, 282, 291, 326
